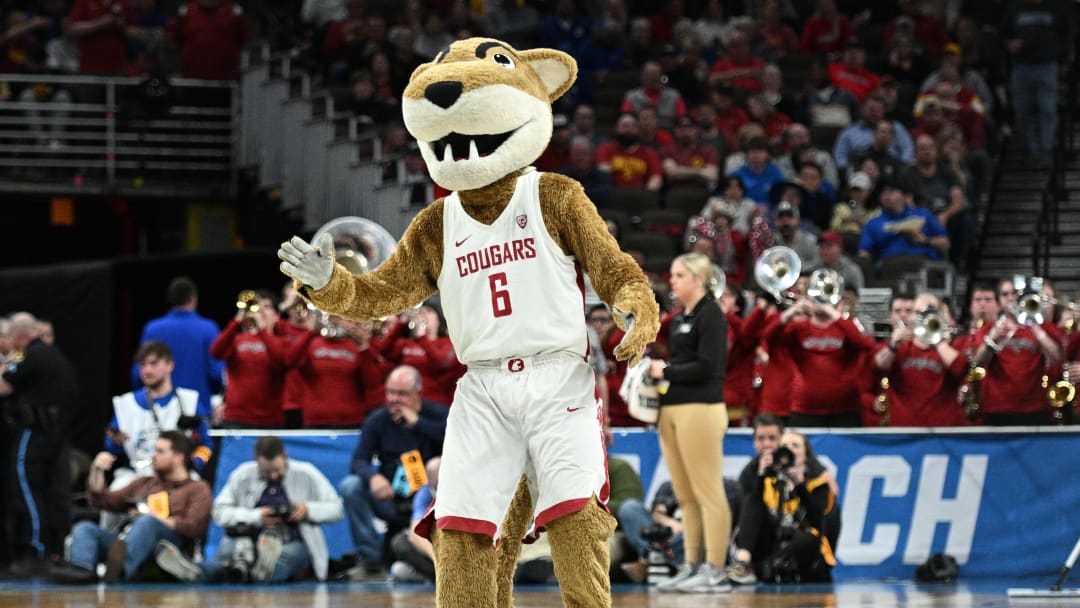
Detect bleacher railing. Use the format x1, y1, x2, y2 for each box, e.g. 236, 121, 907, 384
0, 73, 236, 197
1032, 68, 1076, 279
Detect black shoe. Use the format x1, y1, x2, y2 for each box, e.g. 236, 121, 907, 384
50, 562, 98, 585
7, 558, 49, 580
104, 539, 127, 584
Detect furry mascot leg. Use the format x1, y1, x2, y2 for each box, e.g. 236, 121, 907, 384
496, 477, 533, 608
433, 527, 497, 608
545, 496, 617, 608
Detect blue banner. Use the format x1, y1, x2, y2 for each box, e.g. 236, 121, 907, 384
213, 428, 1080, 580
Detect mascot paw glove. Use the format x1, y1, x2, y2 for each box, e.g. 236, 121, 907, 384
278, 233, 335, 291
612, 305, 659, 368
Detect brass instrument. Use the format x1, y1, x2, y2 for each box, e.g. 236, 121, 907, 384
1048, 367, 1076, 422
875, 376, 890, 426
807, 268, 843, 307
961, 365, 986, 420
319, 312, 345, 339
754, 246, 801, 306
236, 290, 261, 330
306, 216, 399, 329
912, 307, 956, 346
1010, 276, 1048, 326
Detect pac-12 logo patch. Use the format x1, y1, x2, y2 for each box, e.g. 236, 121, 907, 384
516, 214, 528, 229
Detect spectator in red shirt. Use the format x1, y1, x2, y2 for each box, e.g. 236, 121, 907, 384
722, 288, 766, 425
595, 113, 663, 190
377, 303, 464, 408
284, 312, 387, 428
637, 105, 675, 151
65, 0, 136, 74
708, 30, 765, 93
661, 114, 720, 190
535, 113, 573, 172
756, 0, 799, 59
746, 93, 791, 147
711, 85, 750, 151
167, 0, 249, 80
874, 293, 968, 426
828, 39, 880, 103
799, 0, 852, 55
209, 290, 287, 428
767, 294, 877, 427
276, 284, 310, 429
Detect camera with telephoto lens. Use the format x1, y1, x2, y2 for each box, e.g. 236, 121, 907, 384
640, 523, 674, 545
267, 503, 292, 518
764, 446, 796, 477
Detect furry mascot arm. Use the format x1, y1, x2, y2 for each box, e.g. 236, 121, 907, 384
281, 201, 447, 320
539, 172, 659, 366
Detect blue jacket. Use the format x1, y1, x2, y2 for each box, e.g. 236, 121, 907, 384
349, 400, 449, 482
858, 206, 947, 260
132, 309, 223, 416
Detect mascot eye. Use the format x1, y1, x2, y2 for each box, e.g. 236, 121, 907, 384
492, 53, 515, 69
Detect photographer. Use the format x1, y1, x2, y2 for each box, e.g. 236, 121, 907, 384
729, 429, 837, 584
154, 436, 343, 583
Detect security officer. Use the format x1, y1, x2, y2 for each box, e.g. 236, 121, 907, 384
0, 312, 79, 576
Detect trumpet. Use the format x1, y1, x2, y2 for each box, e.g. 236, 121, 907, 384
912, 307, 956, 346
1048, 367, 1075, 422
807, 268, 843, 307
236, 290, 261, 330
754, 246, 801, 306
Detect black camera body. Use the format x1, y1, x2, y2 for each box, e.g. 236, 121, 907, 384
268, 503, 292, 518
759, 552, 800, 583
764, 446, 796, 477
640, 523, 674, 545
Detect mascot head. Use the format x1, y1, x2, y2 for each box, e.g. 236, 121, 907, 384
402, 38, 577, 192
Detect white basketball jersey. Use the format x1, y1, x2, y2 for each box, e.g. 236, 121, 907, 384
112, 387, 199, 470
438, 170, 588, 363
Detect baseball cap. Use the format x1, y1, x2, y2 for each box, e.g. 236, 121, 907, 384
819, 230, 843, 246
848, 171, 872, 191
775, 200, 799, 218
675, 115, 696, 128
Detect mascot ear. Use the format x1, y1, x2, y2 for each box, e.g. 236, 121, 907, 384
520, 48, 578, 103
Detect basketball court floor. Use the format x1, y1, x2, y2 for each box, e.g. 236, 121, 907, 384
2, 580, 1078, 607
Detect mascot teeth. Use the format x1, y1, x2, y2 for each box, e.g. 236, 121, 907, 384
432, 129, 517, 162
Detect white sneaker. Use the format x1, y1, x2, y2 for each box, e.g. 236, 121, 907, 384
390, 560, 427, 583
675, 562, 733, 593
655, 562, 697, 592
250, 531, 284, 582
154, 540, 202, 583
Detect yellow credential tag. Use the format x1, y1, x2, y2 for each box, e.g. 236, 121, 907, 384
400, 450, 428, 494
147, 491, 170, 519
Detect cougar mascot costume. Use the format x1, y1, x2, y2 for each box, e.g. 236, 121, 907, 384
279, 38, 659, 607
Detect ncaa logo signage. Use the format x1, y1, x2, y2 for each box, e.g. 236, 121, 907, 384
507, 358, 525, 372
516, 214, 528, 229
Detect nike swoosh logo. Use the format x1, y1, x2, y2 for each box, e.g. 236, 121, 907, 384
455, 236, 471, 247
566, 406, 588, 413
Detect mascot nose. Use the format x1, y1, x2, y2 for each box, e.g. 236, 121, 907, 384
424, 81, 463, 109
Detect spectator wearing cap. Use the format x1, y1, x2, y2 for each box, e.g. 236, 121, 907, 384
794, 57, 860, 129
828, 38, 881, 103
637, 106, 675, 151
857, 179, 948, 262
559, 136, 613, 208
595, 113, 663, 191
167, 0, 250, 81
773, 200, 820, 266
702, 175, 759, 234
707, 30, 766, 92
913, 67, 987, 151
799, 0, 852, 55
535, 113, 573, 172
833, 96, 914, 172
831, 171, 875, 252
808, 231, 864, 291
883, 0, 948, 57
661, 115, 720, 190
776, 123, 839, 186
728, 136, 784, 205
620, 61, 687, 130
919, 43, 994, 117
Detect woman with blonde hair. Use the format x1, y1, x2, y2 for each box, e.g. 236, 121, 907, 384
648, 252, 732, 593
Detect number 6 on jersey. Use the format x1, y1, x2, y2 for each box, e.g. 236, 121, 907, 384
489, 272, 512, 317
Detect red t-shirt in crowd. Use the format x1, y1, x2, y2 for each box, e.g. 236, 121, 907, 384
799, 15, 853, 54
274, 320, 308, 414
660, 143, 719, 189
210, 320, 286, 426
69, 0, 136, 74
594, 142, 662, 188
975, 322, 1062, 414
770, 317, 876, 415
757, 313, 802, 417
284, 331, 384, 427
168, 1, 250, 80
380, 320, 464, 407
878, 341, 968, 427
709, 57, 766, 92
725, 307, 766, 422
